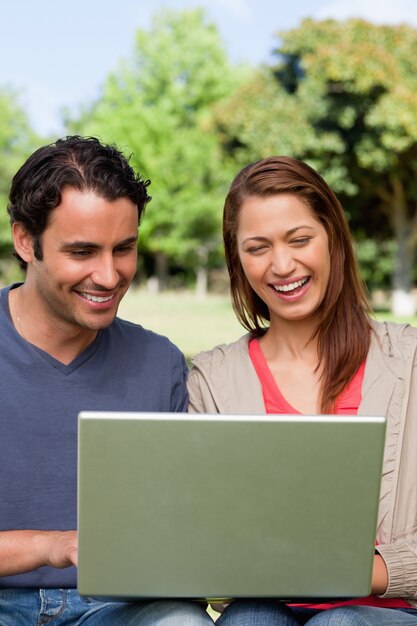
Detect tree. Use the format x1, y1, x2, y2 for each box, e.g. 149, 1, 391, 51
67, 8, 246, 293
0, 87, 37, 282
215, 19, 417, 314
280, 19, 417, 314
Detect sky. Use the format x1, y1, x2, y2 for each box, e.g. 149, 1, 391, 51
2, 0, 417, 137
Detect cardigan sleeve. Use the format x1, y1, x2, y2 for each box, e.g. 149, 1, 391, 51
187, 366, 221, 414
376, 540, 417, 600
374, 324, 417, 602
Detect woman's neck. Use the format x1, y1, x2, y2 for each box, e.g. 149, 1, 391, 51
259, 316, 320, 362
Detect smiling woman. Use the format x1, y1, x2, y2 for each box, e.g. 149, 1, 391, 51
237, 193, 330, 327
187, 156, 417, 625
213, 156, 371, 415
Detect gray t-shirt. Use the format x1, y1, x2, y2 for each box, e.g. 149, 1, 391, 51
0, 284, 188, 588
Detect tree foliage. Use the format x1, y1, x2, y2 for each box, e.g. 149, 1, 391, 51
214, 19, 417, 311
281, 19, 417, 310
67, 8, 247, 288
3, 11, 415, 304
0, 87, 37, 280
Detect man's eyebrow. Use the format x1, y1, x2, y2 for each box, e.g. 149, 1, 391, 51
60, 236, 138, 250
60, 241, 100, 251
113, 236, 138, 247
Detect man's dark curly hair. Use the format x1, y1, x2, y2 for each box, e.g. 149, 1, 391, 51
7, 135, 151, 270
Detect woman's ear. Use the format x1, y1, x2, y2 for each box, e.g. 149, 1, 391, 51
12, 223, 36, 264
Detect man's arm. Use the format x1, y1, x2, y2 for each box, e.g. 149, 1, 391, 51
0, 530, 77, 577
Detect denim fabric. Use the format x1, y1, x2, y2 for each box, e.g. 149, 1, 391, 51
216, 600, 297, 625
0, 589, 214, 625
216, 600, 417, 626
305, 606, 417, 625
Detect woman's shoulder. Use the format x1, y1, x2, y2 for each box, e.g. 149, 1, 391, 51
190, 334, 251, 373
188, 334, 265, 414
370, 318, 417, 358
371, 318, 417, 340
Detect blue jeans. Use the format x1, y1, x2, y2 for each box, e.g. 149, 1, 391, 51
216, 600, 417, 625
0, 589, 214, 625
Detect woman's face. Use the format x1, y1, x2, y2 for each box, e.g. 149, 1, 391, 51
236, 193, 331, 325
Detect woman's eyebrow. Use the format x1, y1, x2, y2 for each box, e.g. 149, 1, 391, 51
241, 225, 316, 244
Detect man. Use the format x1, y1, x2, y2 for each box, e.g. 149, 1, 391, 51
0, 136, 214, 625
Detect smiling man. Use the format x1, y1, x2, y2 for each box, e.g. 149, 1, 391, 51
11, 187, 140, 363
0, 136, 213, 625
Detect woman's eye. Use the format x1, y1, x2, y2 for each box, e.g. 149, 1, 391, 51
247, 246, 267, 254
291, 237, 310, 246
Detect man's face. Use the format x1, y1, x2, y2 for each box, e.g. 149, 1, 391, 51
25, 187, 139, 333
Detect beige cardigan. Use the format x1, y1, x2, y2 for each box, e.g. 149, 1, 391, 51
188, 320, 417, 606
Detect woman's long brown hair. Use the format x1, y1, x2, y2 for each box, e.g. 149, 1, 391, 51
223, 156, 372, 414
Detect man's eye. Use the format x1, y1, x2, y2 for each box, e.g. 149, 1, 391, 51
69, 250, 92, 258
115, 245, 136, 254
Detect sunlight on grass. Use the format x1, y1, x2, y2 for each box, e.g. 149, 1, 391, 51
118, 288, 417, 361
207, 605, 221, 621
118, 288, 243, 360
373, 310, 417, 326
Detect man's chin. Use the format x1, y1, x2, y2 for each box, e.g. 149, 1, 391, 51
78, 311, 119, 332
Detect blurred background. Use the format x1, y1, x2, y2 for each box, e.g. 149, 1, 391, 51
2, 0, 417, 357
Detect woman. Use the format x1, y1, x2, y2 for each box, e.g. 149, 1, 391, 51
188, 156, 417, 625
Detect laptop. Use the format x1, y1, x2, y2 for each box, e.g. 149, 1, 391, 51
77, 411, 386, 601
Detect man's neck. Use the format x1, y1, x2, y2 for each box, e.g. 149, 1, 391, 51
8, 284, 99, 365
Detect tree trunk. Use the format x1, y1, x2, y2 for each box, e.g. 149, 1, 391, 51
388, 176, 416, 317
196, 265, 208, 299
195, 246, 208, 299
147, 252, 169, 293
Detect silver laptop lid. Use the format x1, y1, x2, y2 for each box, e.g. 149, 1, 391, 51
77, 412, 386, 601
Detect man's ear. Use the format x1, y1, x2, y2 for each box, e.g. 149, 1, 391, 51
12, 223, 36, 264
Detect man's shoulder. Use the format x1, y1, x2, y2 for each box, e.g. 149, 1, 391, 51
0, 283, 20, 326
105, 316, 184, 358
0, 283, 17, 308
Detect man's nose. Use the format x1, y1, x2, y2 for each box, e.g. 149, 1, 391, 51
91, 255, 119, 289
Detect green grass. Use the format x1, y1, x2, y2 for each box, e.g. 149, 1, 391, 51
118, 288, 243, 360
373, 310, 417, 326
207, 605, 221, 621
118, 288, 417, 361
